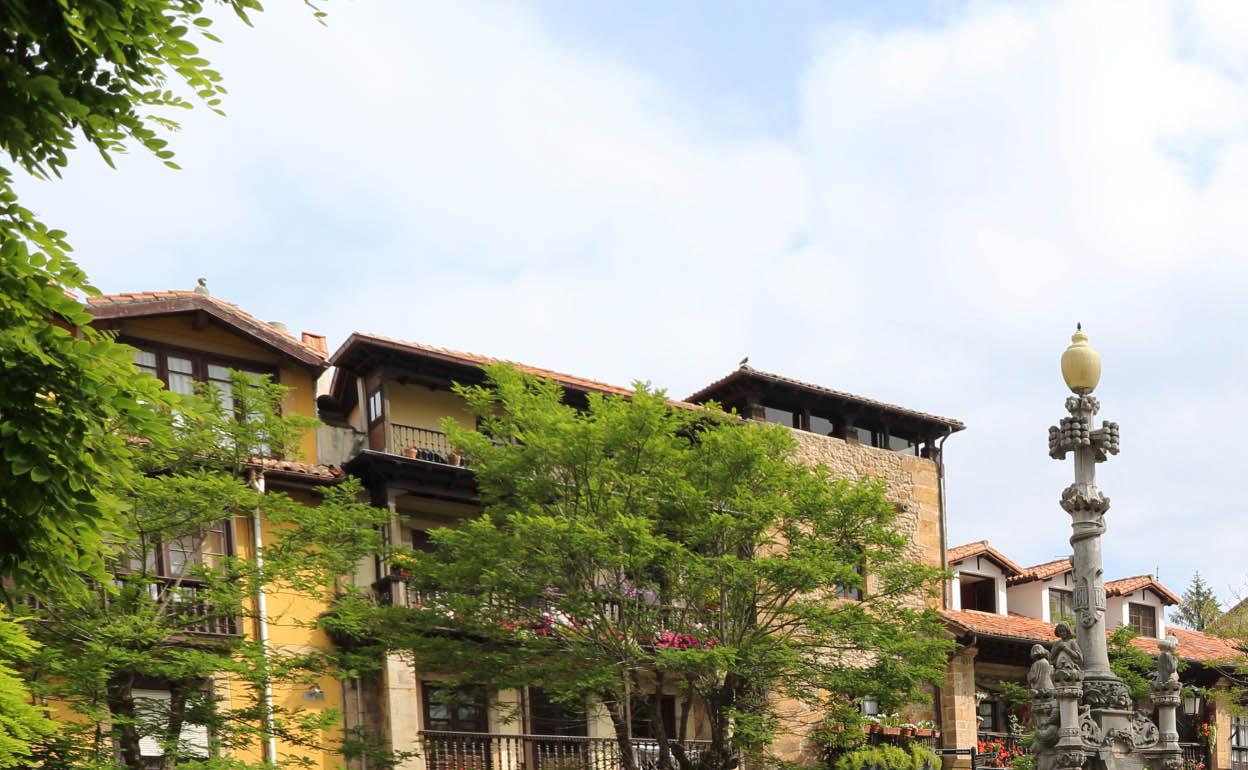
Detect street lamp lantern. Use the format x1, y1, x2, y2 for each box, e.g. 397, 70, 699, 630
1061, 323, 1102, 394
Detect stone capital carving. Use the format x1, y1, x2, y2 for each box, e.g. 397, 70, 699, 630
1060, 485, 1111, 516
1082, 679, 1133, 711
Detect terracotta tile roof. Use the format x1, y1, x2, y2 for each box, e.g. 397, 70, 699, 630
947, 541, 1025, 576
332, 332, 689, 402
941, 610, 1246, 664
1007, 557, 1073, 586
1105, 575, 1182, 605
86, 290, 327, 368
247, 457, 342, 482
1131, 627, 1243, 664
686, 365, 965, 431
942, 610, 1058, 643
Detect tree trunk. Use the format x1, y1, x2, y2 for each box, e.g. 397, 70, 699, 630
158, 679, 192, 770
604, 693, 638, 770
647, 674, 673, 770
106, 672, 143, 770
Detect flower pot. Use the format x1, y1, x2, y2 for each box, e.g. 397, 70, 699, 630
867, 724, 880, 734
900, 727, 915, 737
915, 728, 933, 738
882, 727, 902, 736
403, 446, 419, 459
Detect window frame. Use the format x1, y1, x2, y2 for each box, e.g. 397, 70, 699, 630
367, 387, 384, 426
123, 338, 280, 399
1049, 588, 1075, 622
121, 520, 238, 582
1128, 602, 1158, 637
421, 682, 489, 733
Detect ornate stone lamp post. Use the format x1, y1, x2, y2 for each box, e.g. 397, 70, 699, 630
1029, 326, 1179, 770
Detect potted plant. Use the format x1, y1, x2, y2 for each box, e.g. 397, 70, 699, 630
914, 720, 936, 738
447, 449, 462, 466
403, 445, 419, 459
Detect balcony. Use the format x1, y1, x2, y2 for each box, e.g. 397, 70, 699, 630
418, 731, 712, 770
159, 581, 241, 638
388, 423, 467, 467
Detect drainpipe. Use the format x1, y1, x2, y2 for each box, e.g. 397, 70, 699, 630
936, 431, 952, 610
250, 470, 278, 765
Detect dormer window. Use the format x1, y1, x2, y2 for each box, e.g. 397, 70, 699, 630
959, 575, 997, 613
1128, 602, 1157, 637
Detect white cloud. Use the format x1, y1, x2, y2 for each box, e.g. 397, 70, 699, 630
20, 0, 1248, 604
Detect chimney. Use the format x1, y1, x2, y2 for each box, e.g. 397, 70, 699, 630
269, 321, 289, 335
301, 332, 328, 356
194, 277, 209, 295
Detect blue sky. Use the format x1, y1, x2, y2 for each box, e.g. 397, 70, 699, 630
19, 0, 1248, 612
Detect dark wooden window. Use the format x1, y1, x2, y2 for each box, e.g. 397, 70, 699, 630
129, 342, 273, 411
125, 521, 235, 579
629, 694, 676, 740
1128, 602, 1158, 637
422, 683, 488, 733
410, 528, 436, 553
1049, 589, 1075, 622
960, 578, 996, 613
1230, 715, 1248, 770
530, 689, 587, 737
977, 699, 1000, 731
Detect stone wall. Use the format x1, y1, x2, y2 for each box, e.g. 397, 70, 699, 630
789, 430, 945, 585
769, 430, 947, 763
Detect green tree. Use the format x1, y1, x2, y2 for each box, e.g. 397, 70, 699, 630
1107, 626, 1169, 704
1172, 573, 1222, 632
10, 372, 391, 770
0, 3, 301, 762
330, 364, 951, 770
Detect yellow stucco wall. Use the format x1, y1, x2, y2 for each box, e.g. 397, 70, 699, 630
222, 494, 344, 769
109, 315, 320, 461
385, 382, 475, 434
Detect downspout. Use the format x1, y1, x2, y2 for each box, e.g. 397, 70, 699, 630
250, 470, 278, 765
936, 430, 952, 609
935, 430, 953, 741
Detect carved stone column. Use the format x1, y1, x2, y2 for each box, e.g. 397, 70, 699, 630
1150, 680, 1182, 770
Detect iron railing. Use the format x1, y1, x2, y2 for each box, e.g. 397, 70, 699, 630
1180, 742, 1209, 769
418, 730, 712, 770
388, 423, 465, 466
159, 581, 240, 637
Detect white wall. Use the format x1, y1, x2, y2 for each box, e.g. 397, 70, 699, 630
1107, 588, 1167, 639
1007, 580, 1047, 621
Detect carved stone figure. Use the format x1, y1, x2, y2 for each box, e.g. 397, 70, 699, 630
1050, 622, 1084, 683
1029, 643, 1056, 699
1130, 709, 1160, 749
1154, 636, 1180, 691
1079, 704, 1102, 750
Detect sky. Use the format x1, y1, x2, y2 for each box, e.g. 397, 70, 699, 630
17, 0, 1248, 611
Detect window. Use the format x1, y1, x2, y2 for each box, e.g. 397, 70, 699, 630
809, 415, 836, 436
410, 528, 436, 553
629, 694, 677, 740
960, 577, 996, 613
131, 345, 271, 411
1230, 715, 1248, 770
977, 699, 999, 731
835, 557, 866, 601
530, 689, 587, 737
422, 683, 488, 732
1129, 602, 1158, 637
134, 687, 210, 762
168, 522, 229, 575
1049, 589, 1075, 622
367, 388, 384, 424
763, 406, 796, 427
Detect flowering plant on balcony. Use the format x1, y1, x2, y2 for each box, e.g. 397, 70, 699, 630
654, 630, 716, 649
976, 737, 1021, 768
